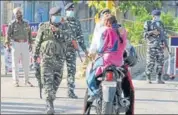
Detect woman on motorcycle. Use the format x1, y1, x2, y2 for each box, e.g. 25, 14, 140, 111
83, 14, 136, 115
83, 14, 127, 113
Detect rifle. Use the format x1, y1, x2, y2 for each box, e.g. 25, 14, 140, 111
72, 40, 83, 62
154, 22, 171, 55
34, 62, 42, 99
65, 18, 84, 62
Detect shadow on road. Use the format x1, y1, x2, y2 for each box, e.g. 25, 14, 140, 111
1, 96, 85, 100
1, 73, 35, 78
1, 101, 81, 114
56, 96, 84, 100
58, 87, 86, 90
136, 99, 178, 103
135, 87, 178, 92
16, 86, 87, 90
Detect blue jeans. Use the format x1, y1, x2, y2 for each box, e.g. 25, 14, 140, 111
86, 57, 104, 96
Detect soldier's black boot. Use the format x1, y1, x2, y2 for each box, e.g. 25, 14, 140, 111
145, 72, 152, 84
68, 90, 78, 99
46, 99, 55, 114
156, 74, 165, 84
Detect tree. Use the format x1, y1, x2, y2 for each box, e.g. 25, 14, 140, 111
117, 1, 162, 18
84, 1, 177, 45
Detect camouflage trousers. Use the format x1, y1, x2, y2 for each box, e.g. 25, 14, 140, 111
145, 46, 164, 76
65, 48, 76, 92
41, 57, 65, 101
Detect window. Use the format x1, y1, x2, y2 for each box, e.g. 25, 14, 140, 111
13, 3, 22, 8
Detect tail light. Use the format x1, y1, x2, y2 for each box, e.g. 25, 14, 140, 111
106, 71, 113, 81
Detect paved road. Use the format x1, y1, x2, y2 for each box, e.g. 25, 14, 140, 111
1, 74, 178, 114
1, 52, 178, 114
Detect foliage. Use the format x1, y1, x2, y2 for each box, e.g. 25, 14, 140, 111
88, 1, 116, 18
72, 0, 80, 4
123, 8, 152, 45
123, 21, 144, 45
173, 17, 178, 32
86, 1, 178, 45
117, 1, 162, 16
88, 34, 93, 44
160, 12, 175, 30
123, 11, 178, 45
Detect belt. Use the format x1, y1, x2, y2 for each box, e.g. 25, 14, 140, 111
14, 39, 27, 43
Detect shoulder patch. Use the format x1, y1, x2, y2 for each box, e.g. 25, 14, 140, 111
38, 22, 49, 30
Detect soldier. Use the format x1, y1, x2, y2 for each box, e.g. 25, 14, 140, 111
63, 3, 88, 98
5, 7, 33, 87
144, 10, 165, 84
34, 7, 67, 114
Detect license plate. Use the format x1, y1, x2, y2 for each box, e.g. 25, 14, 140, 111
102, 81, 117, 87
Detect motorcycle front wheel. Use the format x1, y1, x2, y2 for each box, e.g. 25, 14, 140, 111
84, 88, 92, 115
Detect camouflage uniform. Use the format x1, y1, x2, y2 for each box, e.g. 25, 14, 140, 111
34, 7, 67, 114
64, 3, 87, 98
64, 17, 87, 97
144, 10, 166, 84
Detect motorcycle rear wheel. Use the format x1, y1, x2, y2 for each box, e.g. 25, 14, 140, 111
101, 101, 113, 114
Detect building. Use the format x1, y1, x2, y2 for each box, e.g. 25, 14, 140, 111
1, 1, 92, 47
1, 1, 54, 24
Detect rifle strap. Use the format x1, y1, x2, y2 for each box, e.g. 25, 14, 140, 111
66, 18, 78, 47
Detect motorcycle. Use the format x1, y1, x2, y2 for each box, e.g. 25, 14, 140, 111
84, 64, 131, 114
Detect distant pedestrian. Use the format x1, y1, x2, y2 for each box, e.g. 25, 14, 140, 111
5, 7, 33, 87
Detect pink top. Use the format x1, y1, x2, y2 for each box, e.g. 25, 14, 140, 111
91, 26, 127, 76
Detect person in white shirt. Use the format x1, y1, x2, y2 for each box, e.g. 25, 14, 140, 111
89, 9, 111, 55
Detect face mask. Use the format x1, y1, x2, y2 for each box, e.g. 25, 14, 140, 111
153, 16, 160, 21
100, 17, 105, 26
51, 16, 61, 23
66, 11, 75, 17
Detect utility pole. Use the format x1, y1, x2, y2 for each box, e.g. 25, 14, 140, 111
106, 0, 112, 9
